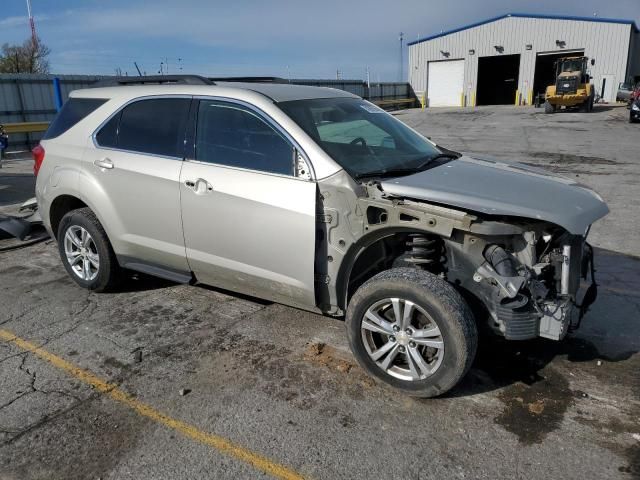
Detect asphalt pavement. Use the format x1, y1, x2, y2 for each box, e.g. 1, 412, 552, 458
0, 104, 638, 479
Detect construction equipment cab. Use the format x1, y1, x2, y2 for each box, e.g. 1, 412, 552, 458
544, 56, 595, 113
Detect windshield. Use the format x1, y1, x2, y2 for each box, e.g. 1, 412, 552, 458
559, 59, 583, 73
277, 98, 443, 178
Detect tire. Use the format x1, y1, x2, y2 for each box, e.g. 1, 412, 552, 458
583, 95, 594, 112
57, 208, 122, 292
346, 268, 478, 398
544, 101, 555, 114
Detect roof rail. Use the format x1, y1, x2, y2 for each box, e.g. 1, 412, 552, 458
91, 75, 214, 87
208, 76, 289, 84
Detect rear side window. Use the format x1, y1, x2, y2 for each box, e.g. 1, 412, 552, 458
195, 101, 293, 175
116, 98, 190, 157
42, 98, 107, 140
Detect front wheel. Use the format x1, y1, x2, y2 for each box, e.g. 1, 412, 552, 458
346, 268, 478, 398
544, 101, 555, 114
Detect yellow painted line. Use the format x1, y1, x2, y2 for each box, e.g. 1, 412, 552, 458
0, 329, 307, 480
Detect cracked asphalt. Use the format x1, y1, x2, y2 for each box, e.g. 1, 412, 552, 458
1, 104, 639, 479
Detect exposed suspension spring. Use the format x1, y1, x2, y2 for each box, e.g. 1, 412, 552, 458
405, 234, 443, 268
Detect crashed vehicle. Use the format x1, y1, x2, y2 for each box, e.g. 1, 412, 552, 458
34, 76, 608, 397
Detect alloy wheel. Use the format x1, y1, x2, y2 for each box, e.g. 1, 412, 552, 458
63, 226, 99, 281
361, 298, 444, 381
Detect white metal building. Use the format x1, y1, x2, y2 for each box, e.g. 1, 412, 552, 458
408, 13, 640, 107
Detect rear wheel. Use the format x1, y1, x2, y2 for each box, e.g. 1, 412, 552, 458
57, 208, 122, 292
544, 101, 555, 114
346, 268, 477, 398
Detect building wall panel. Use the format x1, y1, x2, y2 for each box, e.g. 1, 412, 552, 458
409, 15, 635, 104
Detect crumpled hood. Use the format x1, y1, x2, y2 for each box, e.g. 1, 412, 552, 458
380, 155, 609, 234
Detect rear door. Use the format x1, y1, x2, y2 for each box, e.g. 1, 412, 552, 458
179, 98, 317, 307
83, 96, 191, 273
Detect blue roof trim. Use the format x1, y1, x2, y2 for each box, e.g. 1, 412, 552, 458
407, 13, 639, 46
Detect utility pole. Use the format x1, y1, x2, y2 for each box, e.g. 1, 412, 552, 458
25, 0, 38, 47
134, 62, 143, 76
398, 32, 404, 82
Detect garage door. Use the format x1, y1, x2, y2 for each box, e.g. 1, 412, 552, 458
428, 60, 464, 107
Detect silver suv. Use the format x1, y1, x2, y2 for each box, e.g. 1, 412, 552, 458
35, 76, 608, 397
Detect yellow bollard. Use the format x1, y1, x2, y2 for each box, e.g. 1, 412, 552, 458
460, 92, 465, 107
514, 89, 520, 106
471, 92, 476, 107
528, 90, 533, 106
421, 92, 426, 109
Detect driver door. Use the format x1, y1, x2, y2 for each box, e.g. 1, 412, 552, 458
179, 99, 317, 307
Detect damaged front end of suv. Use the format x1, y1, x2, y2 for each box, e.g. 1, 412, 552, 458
316, 155, 608, 343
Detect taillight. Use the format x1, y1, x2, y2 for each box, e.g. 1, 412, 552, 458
32, 144, 45, 176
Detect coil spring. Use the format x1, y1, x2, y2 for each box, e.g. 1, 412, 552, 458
405, 234, 442, 267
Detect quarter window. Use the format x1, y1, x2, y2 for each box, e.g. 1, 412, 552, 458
195, 101, 293, 176
95, 112, 120, 148
97, 98, 190, 157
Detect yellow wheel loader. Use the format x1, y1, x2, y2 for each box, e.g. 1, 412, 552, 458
544, 56, 595, 113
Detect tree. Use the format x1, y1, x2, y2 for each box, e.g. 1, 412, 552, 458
0, 37, 51, 74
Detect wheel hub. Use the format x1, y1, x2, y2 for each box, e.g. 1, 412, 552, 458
361, 297, 444, 382
396, 331, 410, 346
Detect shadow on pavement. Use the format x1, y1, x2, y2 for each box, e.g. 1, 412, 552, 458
0, 173, 36, 207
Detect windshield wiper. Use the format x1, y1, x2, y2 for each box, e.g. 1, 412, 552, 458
412, 152, 460, 170
354, 152, 460, 180
354, 167, 421, 179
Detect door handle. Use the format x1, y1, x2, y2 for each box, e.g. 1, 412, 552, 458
94, 158, 114, 169
185, 179, 213, 193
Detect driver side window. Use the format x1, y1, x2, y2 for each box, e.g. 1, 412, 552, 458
195, 101, 294, 176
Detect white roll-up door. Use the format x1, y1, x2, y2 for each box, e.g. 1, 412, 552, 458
427, 60, 464, 107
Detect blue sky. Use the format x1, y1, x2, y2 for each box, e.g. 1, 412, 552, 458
2, 0, 639, 80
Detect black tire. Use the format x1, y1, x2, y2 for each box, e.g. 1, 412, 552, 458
583, 95, 594, 112
57, 208, 122, 292
346, 268, 478, 398
544, 101, 555, 114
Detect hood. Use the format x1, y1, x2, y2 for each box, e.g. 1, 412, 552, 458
380, 155, 608, 234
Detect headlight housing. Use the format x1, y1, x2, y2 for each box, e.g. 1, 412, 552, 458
632, 103, 640, 111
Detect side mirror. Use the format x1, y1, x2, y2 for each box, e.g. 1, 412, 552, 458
590, 59, 595, 66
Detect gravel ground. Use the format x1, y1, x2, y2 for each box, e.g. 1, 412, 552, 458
0, 104, 638, 480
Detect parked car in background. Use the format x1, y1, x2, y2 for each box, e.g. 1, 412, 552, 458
626, 83, 640, 108
33, 76, 608, 398
617, 82, 635, 103
630, 97, 640, 123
